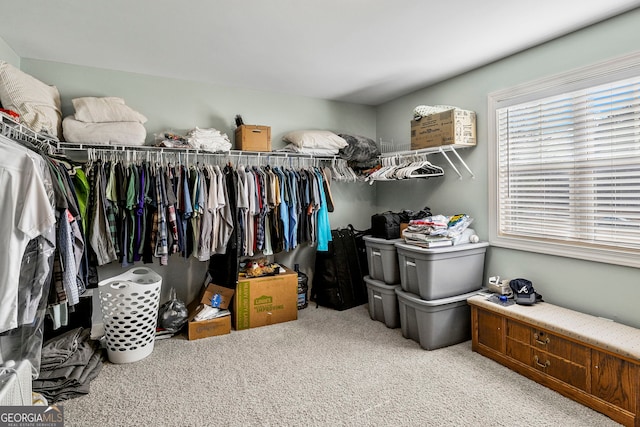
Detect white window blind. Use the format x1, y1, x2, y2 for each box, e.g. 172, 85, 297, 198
489, 52, 640, 268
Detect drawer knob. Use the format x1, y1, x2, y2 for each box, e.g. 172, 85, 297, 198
534, 355, 551, 368
534, 333, 550, 345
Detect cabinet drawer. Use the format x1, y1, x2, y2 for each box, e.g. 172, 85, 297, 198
531, 349, 588, 391
532, 330, 588, 366
507, 320, 588, 367
506, 339, 588, 391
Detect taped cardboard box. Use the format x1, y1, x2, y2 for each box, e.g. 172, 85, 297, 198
232, 268, 298, 330
411, 108, 476, 149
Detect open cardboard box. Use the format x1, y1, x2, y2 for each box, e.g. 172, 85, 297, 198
185, 284, 235, 340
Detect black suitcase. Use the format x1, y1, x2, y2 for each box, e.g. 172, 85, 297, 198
312, 225, 369, 311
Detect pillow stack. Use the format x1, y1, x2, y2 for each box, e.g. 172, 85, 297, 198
0, 61, 62, 139
63, 97, 147, 145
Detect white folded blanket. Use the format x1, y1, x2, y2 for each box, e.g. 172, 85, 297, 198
186, 127, 231, 152
278, 143, 339, 156
62, 116, 147, 146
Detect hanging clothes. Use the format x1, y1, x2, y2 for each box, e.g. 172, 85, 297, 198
50, 150, 337, 270
208, 165, 239, 288
315, 167, 332, 252
0, 139, 56, 333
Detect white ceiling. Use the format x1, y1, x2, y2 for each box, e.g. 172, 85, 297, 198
1, 1, 639, 105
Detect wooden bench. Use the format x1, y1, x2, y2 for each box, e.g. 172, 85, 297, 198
468, 295, 640, 427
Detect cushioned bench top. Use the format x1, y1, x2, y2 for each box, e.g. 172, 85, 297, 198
468, 295, 640, 361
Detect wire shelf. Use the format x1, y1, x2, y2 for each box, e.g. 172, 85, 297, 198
0, 113, 59, 153
379, 138, 410, 154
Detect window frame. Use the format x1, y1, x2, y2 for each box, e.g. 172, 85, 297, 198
488, 51, 640, 268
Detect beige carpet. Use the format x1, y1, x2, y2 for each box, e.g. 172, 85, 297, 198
61, 304, 620, 426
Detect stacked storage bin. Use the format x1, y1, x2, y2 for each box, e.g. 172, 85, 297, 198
363, 236, 403, 328
394, 240, 489, 350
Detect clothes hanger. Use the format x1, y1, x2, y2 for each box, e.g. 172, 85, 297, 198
410, 159, 444, 178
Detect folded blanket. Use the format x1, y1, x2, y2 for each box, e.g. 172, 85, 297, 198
278, 143, 339, 156
187, 127, 231, 152
63, 115, 146, 145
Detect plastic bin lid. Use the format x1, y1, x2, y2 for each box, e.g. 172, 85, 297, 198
363, 275, 401, 290
395, 287, 486, 306
394, 241, 489, 254
363, 235, 404, 245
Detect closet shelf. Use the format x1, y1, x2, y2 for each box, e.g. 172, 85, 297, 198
54, 141, 339, 162
378, 144, 474, 179
1, 113, 473, 178
0, 113, 59, 153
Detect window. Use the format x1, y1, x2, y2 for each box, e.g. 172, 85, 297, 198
488, 52, 640, 268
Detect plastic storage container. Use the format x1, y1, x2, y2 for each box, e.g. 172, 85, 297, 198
395, 241, 488, 300
395, 288, 481, 350
363, 236, 402, 285
98, 267, 162, 364
364, 275, 401, 328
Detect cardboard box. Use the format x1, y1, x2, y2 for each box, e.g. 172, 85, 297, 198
232, 268, 298, 330
185, 283, 234, 340
185, 299, 232, 340
410, 108, 476, 150
400, 222, 409, 234
200, 283, 234, 309
235, 125, 271, 151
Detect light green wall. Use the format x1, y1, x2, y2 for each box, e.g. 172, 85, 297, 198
20, 59, 375, 148
376, 9, 640, 328
0, 35, 19, 66
21, 59, 378, 231
19, 59, 378, 303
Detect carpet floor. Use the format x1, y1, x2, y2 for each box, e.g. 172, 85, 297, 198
61, 303, 621, 426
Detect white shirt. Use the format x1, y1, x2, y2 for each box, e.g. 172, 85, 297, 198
0, 140, 55, 333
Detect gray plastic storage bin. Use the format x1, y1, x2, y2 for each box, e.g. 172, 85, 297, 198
363, 236, 402, 284
395, 288, 481, 350
395, 241, 488, 300
364, 275, 401, 328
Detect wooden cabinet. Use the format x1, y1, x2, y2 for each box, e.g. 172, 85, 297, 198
470, 304, 640, 427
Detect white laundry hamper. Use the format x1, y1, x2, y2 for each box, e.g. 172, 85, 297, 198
98, 267, 162, 364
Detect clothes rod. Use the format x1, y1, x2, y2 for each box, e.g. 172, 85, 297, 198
55, 142, 335, 160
